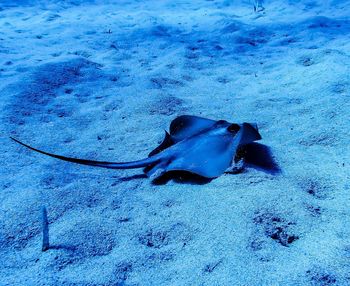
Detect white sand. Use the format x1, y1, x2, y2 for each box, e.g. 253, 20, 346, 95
1, 0, 350, 285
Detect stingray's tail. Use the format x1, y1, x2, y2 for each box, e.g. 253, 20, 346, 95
10, 137, 160, 169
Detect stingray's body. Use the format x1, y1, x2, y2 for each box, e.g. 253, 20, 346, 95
11, 115, 262, 180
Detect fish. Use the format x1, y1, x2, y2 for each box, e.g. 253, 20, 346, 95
11, 115, 262, 181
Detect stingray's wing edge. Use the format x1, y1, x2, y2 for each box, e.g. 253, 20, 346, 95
148, 130, 174, 157
169, 115, 218, 141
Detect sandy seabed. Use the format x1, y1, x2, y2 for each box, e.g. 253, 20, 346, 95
0, 0, 350, 285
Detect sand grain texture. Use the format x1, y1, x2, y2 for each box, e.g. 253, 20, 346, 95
0, 0, 349, 285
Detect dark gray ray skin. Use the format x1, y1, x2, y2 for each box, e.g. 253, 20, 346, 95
11, 115, 262, 179
146, 117, 261, 178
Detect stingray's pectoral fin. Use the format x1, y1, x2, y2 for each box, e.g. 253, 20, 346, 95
169, 115, 218, 141
148, 130, 174, 157
10, 137, 160, 170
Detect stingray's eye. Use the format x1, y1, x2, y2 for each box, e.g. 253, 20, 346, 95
227, 123, 240, 133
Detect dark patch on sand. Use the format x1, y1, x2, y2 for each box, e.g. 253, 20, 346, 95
113, 261, 133, 283
149, 95, 185, 116
150, 77, 185, 89
306, 268, 338, 286
138, 222, 192, 249
48, 220, 116, 270
297, 55, 316, 66
7, 57, 104, 128
253, 211, 299, 247
299, 177, 331, 200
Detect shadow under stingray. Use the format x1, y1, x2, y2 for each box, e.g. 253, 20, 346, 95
153, 171, 214, 185
242, 143, 281, 175
115, 143, 280, 185
116, 174, 148, 182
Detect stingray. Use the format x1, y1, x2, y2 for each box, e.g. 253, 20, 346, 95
11, 115, 262, 181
